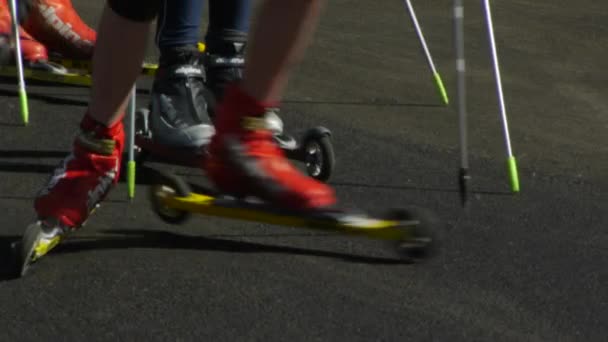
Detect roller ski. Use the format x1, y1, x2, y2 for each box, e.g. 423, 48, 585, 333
149, 83, 439, 261
150, 171, 439, 261
0, 54, 159, 87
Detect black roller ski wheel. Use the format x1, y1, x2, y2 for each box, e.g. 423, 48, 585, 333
302, 134, 335, 182
134, 108, 151, 164
384, 207, 441, 262
149, 172, 192, 225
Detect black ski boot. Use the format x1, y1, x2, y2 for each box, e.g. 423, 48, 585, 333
149, 45, 215, 148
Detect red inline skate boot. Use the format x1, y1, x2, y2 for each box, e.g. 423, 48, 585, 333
22, 0, 96, 59
19, 114, 124, 274
205, 84, 336, 211
0, 0, 48, 65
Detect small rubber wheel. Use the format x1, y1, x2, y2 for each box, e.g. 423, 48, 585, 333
149, 172, 192, 225
302, 135, 335, 182
384, 207, 441, 262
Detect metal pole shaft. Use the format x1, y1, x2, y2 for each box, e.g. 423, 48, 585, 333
483, 0, 520, 192
403, 0, 449, 105
127, 86, 136, 200
454, 0, 470, 207
9, 0, 28, 125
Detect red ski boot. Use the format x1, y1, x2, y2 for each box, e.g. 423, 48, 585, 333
22, 0, 96, 59
35, 114, 124, 228
0, 0, 48, 64
19, 114, 124, 274
205, 85, 336, 211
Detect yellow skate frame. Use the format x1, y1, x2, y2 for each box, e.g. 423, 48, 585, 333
156, 190, 412, 241
0, 43, 206, 87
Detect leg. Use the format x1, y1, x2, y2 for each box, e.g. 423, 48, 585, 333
88, 4, 151, 126
206, 0, 335, 210
204, 0, 251, 101
155, 0, 203, 49
30, 1, 159, 261
241, 0, 323, 102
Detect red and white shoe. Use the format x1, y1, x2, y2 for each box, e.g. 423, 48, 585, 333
20, 114, 123, 271
22, 0, 96, 60
0, 0, 48, 64
18, 114, 122, 274
35, 114, 124, 230
205, 84, 336, 211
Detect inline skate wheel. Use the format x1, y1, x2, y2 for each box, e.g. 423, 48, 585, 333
150, 172, 192, 224
302, 134, 335, 182
384, 207, 441, 262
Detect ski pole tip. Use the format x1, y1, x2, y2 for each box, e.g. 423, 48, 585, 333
433, 72, 449, 106
459, 167, 471, 208
127, 160, 136, 199
18, 88, 29, 123
507, 156, 520, 193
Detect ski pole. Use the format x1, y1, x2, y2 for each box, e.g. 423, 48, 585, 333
9, 0, 29, 125
453, 0, 470, 207
482, 0, 520, 193
402, 0, 449, 105
127, 86, 136, 200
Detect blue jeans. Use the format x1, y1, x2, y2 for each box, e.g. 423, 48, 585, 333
155, 0, 251, 50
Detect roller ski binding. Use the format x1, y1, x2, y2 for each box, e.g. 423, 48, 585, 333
150, 172, 440, 261
135, 107, 335, 181
134, 43, 335, 181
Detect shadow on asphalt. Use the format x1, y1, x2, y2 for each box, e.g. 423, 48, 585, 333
0, 236, 19, 281
0, 153, 166, 185
56, 229, 411, 265
0, 229, 411, 281
333, 181, 514, 196
0, 151, 514, 200
283, 99, 444, 108
0, 88, 89, 107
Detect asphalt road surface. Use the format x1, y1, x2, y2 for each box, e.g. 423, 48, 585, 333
0, 1, 606, 341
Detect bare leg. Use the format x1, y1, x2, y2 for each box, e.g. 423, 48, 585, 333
241, 0, 324, 103
207, 0, 335, 210
88, 4, 151, 126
